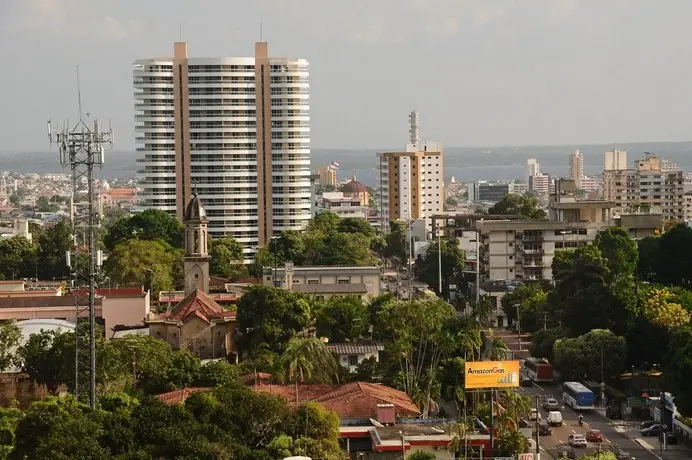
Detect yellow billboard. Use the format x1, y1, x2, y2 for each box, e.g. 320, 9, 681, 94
464, 360, 521, 389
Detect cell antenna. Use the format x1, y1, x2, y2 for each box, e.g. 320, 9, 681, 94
260, 21, 263, 41
47, 66, 113, 410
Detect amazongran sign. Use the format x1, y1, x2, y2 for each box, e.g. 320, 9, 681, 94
464, 360, 520, 389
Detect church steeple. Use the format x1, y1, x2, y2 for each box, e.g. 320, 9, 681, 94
183, 192, 210, 294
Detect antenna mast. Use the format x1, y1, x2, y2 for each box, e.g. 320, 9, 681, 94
47, 66, 113, 409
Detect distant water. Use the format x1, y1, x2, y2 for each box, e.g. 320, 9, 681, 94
2, 142, 692, 186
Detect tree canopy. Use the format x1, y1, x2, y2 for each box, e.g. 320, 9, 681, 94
488, 194, 546, 220
103, 239, 181, 294
209, 236, 247, 280
104, 209, 184, 251
415, 238, 466, 300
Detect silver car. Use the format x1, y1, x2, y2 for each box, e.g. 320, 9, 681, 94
568, 434, 587, 448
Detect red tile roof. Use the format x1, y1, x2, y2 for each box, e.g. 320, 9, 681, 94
157, 289, 236, 324
73, 287, 145, 297
157, 387, 211, 405
252, 382, 421, 420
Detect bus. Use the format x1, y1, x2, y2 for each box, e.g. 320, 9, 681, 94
562, 381, 595, 410
523, 357, 554, 382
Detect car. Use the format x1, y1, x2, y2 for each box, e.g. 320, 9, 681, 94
519, 418, 531, 428
534, 423, 552, 436
529, 408, 541, 421
640, 420, 658, 430
606, 444, 633, 460
543, 398, 560, 410
546, 410, 563, 426
521, 375, 533, 387
640, 423, 666, 436
568, 434, 588, 448
557, 445, 576, 459
586, 429, 604, 442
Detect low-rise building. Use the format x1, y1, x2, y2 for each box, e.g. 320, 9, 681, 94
327, 344, 384, 372
0, 219, 32, 243
316, 192, 368, 219
265, 264, 382, 301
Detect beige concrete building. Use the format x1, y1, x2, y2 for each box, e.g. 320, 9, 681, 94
603, 154, 685, 221
604, 149, 628, 171
315, 165, 337, 187
684, 192, 692, 223
317, 192, 368, 219
568, 150, 584, 185
377, 143, 444, 224
265, 264, 381, 301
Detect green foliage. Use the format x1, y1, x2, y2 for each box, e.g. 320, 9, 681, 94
315, 296, 370, 342
383, 220, 407, 264
236, 285, 312, 354
0, 236, 36, 280
268, 211, 380, 267
209, 236, 247, 280
529, 328, 566, 361
0, 321, 21, 371
415, 238, 466, 300
639, 224, 692, 288
104, 209, 184, 251
36, 219, 73, 280
34, 196, 59, 213
19, 329, 74, 394
488, 194, 546, 220
578, 452, 617, 460
553, 329, 627, 382
280, 336, 339, 384
6, 385, 344, 459
494, 429, 529, 456
664, 326, 692, 415
103, 239, 180, 294
515, 290, 549, 333
594, 227, 638, 282
501, 284, 544, 323
642, 287, 691, 328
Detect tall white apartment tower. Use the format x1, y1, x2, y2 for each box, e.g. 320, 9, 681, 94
527, 158, 540, 178
604, 149, 627, 171
134, 42, 311, 260
568, 150, 584, 183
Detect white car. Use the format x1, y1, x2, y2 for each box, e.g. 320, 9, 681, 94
568, 434, 587, 448
529, 408, 542, 421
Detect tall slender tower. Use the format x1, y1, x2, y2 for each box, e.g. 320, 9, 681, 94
408, 110, 420, 148
183, 192, 210, 294
568, 150, 584, 184
134, 41, 311, 261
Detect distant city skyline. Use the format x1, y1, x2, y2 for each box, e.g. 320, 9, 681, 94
3, 1, 692, 151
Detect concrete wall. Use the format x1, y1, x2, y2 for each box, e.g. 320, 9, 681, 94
102, 293, 150, 338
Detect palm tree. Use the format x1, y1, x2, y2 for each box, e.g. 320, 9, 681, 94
487, 337, 509, 361
447, 421, 470, 459
281, 336, 339, 402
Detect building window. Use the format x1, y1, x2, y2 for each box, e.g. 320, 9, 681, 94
337, 279, 350, 284
307, 279, 319, 285
348, 355, 359, 366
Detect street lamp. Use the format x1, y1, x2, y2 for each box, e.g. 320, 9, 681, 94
437, 226, 442, 297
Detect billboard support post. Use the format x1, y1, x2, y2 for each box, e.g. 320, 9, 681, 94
489, 390, 494, 458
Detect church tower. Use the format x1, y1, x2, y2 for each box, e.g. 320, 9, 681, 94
183, 192, 210, 294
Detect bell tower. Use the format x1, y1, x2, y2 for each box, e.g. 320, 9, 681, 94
183, 192, 210, 294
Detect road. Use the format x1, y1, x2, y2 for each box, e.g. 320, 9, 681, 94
519, 380, 664, 460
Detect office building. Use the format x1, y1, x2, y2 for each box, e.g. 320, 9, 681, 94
604, 149, 627, 171
508, 181, 529, 196
568, 150, 584, 184
603, 154, 684, 221
133, 41, 311, 259
527, 158, 540, 178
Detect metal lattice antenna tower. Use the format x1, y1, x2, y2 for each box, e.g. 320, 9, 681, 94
47, 66, 113, 409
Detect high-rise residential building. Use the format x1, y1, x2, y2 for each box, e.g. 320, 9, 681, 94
603, 154, 684, 221
568, 150, 584, 184
604, 149, 627, 171
527, 158, 540, 178
684, 192, 692, 223
133, 41, 311, 259
315, 165, 337, 186
378, 141, 444, 224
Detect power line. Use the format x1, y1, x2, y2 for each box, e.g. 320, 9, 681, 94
48, 66, 113, 408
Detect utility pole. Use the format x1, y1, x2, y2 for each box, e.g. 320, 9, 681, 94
543, 312, 547, 331
535, 394, 540, 456
437, 227, 442, 297
475, 230, 480, 308
49, 66, 113, 409
515, 304, 522, 351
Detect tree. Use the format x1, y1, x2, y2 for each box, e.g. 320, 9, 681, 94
383, 220, 407, 265
19, 329, 73, 394
639, 224, 692, 287
315, 296, 370, 343
375, 298, 455, 415
642, 288, 691, 329
663, 326, 692, 414
103, 239, 179, 294
594, 227, 638, 282
280, 336, 339, 385
0, 236, 35, 280
337, 217, 375, 238
553, 329, 627, 382
501, 284, 545, 324
488, 194, 546, 220
0, 321, 21, 372
529, 328, 566, 361
104, 209, 184, 250
318, 232, 379, 266
209, 236, 247, 280
236, 286, 312, 354
409, 451, 436, 460
36, 219, 73, 280
34, 196, 59, 213
416, 238, 465, 300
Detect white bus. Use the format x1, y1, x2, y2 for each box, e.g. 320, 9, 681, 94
562, 381, 595, 410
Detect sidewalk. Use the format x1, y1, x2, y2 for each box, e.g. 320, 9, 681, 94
607, 420, 691, 460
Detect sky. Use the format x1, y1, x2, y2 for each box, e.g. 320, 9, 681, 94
1, 0, 692, 152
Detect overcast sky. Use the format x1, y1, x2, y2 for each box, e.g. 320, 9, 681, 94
1, 0, 691, 152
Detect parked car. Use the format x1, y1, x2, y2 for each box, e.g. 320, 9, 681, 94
586, 429, 604, 442
529, 408, 541, 421
543, 398, 560, 410
534, 423, 552, 436
557, 445, 576, 459
568, 434, 587, 448
641, 424, 666, 436
518, 418, 531, 428
521, 375, 533, 387
546, 411, 563, 426
607, 444, 633, 460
